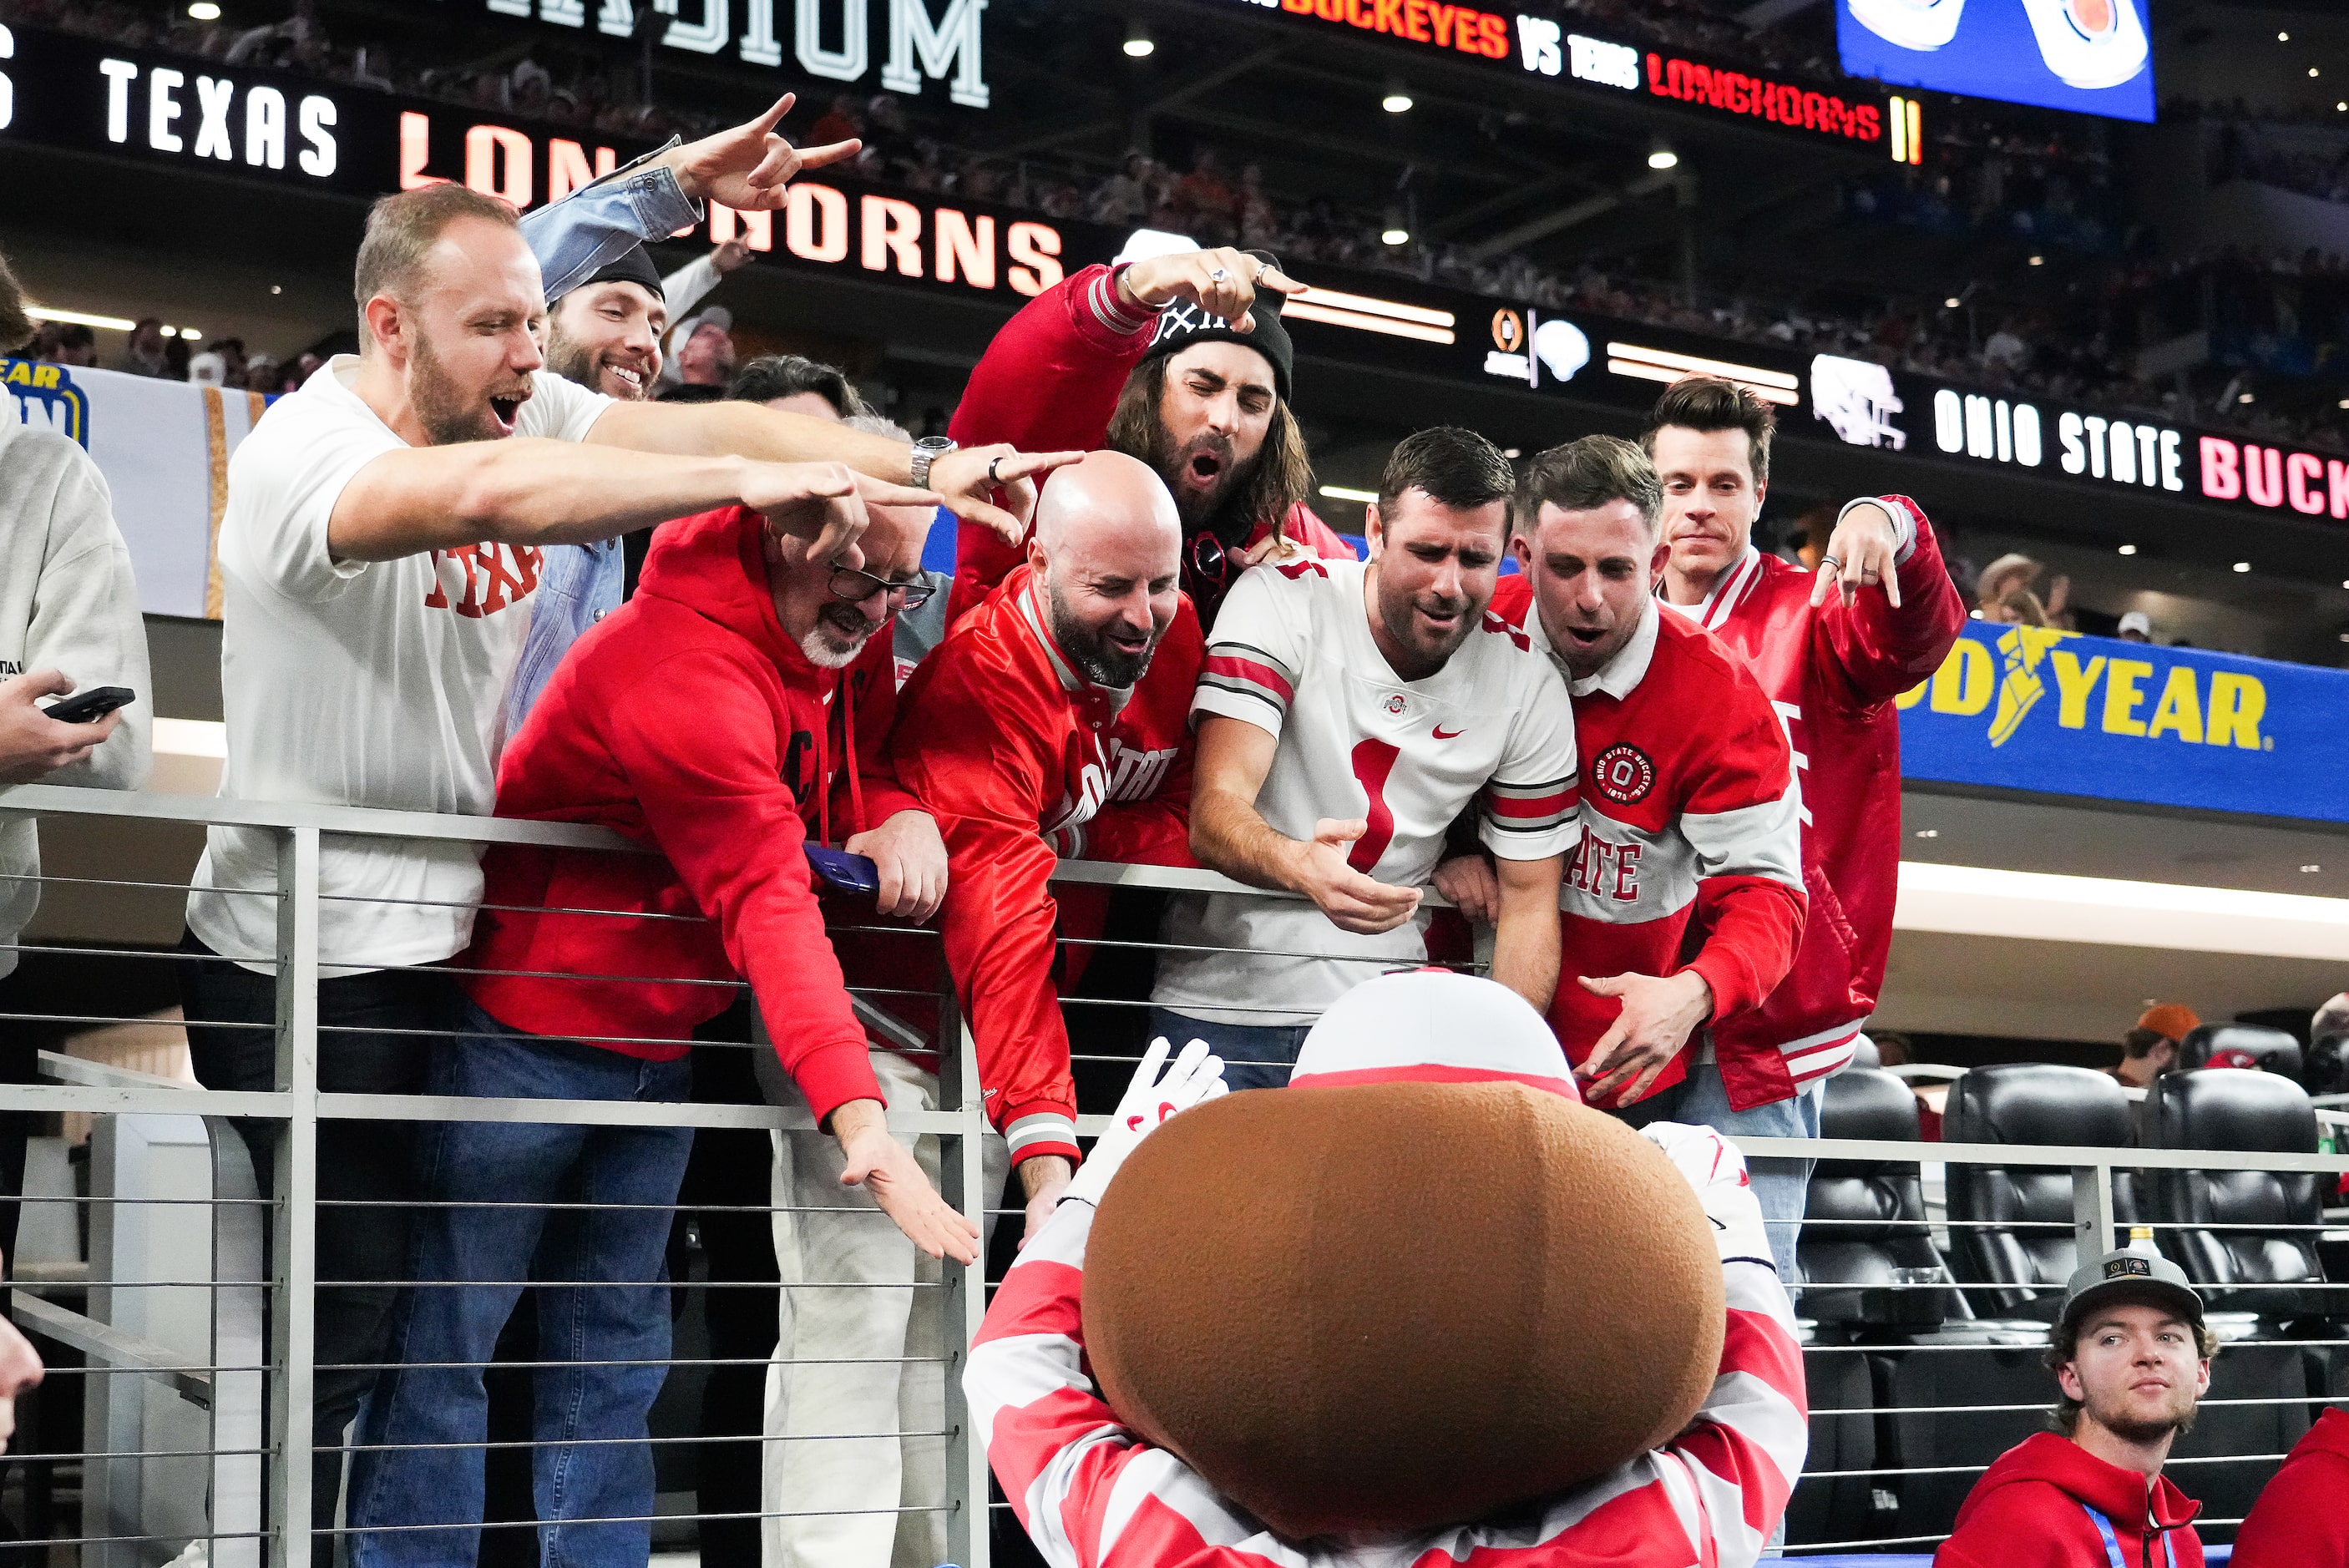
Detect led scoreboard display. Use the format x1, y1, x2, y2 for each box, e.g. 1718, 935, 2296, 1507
1217, 0, 1922, 160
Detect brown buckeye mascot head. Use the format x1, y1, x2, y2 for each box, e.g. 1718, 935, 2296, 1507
1083, 972, 1724, 1540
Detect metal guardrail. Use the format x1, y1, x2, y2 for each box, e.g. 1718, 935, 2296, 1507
1, 781, 2344, 1565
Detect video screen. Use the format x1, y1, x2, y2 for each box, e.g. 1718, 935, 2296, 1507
1837, 0, 2156, 123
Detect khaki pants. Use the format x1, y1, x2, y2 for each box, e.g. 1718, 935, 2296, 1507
759, 1049, 1008, 1568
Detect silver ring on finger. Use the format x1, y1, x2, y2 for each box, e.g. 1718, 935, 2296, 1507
1819, 554, 1844, 570
1207, 267, 1228, 283
1861, 568, 1881, 582
986, 456, 1003, 486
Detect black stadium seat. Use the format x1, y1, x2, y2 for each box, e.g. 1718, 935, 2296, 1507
1943, 1064, 2137, 1321
2148, 1068, 2329, 1321
2178, 1023, 2303, 1078
1798, 1067, 1948, 1328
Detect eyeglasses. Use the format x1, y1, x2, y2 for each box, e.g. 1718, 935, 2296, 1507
828, 562, 937, 610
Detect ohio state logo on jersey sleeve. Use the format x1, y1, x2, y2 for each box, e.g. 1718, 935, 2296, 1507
1589, 743, 1657, 807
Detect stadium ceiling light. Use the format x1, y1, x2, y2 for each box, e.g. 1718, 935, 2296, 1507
2338, 397, 2349, 409
2117, 544, 2137, 555
1502, 448, 1521, 458
1893, 862, 2349, 961
1382, 89, 1414, 114
1122, 23, 1153, 58
2278, 30, 2289, 40
1914, 829, 1939, 839
2239, 391, 2255, 403
26, 304, 136, 331
2312, 68, 2322, 78
2306, 864, 2325, 873
1943, 296, 1963, 308
2027, 254, 2044, 266
1380, 226, 1410, 245
1648, 144, 1679, 170
188, 0, 220, 16
1318, 484, 1378, 504
2234, 561, 2252, 573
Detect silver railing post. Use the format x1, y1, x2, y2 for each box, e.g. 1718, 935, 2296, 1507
936, 953, 992, 1568
269, 827, 321, 1568
2071, 1163, 2118, 1261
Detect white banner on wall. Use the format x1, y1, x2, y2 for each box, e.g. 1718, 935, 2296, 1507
5, 358, 267, 620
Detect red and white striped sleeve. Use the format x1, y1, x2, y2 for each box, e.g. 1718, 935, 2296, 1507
1192, 564, 1310, 739
969, 1133, 1808, 1568
1478, 654, 1580, 861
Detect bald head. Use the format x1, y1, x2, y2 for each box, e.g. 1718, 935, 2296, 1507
1028, 450, 1184, 690
1033, 448, 1182, 569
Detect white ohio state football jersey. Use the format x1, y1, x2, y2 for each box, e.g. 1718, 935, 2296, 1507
1152, 556, 1579, 1026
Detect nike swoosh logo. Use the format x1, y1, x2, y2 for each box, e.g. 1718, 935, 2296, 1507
1432, 725, 1463, 740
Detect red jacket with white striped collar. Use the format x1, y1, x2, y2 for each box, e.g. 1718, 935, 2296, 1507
888, 565, 1203, 1167
1657, 496, 1965, 1109
1489, 579, 1807, 1106
944, 263, 1354, 626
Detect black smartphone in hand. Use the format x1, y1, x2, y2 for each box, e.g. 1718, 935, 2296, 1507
40, 686, 136, 725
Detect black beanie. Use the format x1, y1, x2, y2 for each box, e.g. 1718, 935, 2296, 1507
1136, 249, 1294, 403
566, 244, 664, 301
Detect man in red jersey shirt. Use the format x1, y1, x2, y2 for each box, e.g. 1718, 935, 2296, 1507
1939, 1246, 2214, 1568
1438, 436, 1807, 1268
944, 244, 1354, 623
347, 473, 993, 1568
1640, 376, 1963, 1265
892, 450, 1203, 1231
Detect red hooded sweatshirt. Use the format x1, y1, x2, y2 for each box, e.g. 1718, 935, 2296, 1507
1937, 1433, 2204, 1568
463, 505, 911, 1128
2232, 1406, 2349, 1568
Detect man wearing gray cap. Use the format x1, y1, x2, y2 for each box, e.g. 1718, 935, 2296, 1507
1937, 1236, 2215, 1567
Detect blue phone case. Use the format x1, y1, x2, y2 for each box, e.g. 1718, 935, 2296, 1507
804, 845, 882, 896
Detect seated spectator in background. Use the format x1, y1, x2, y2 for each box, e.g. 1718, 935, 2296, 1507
1982, 316, 2030, 372
661, 307, 737, 401
656, 238, 759, 377
119, 316, 170, 377
32, 321, 97, 367
733, 352, 869, 422
2231, 1404, 2349, 1568
1936, 1244, 2212, 1568
2113, 1003, 2199, 1089
2118, 609, 2153, 643
1984, 586, 2049, 626
176, 120, 1057, 1555
1976, 552, 2070, 628
348, 456, 978, 1568
1445, 439, 1805, 1254
188, 336, 247, 388
0, 249, 152, 1328
1155, 429, 1577, 1084
947, 243, 1352, 625
892, 451, 1202, 1229
2315, 991, 2349, 1044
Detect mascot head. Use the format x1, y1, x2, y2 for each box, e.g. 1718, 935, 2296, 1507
1083, 971, 1724, 1540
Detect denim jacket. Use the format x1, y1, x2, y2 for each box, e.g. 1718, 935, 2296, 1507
500, 147, 701, 746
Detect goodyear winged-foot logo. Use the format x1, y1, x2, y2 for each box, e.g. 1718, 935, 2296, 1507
1987, 624, 2070, 747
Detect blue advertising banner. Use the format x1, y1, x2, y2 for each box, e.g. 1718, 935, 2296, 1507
1837, 0, 2154, 124
1896, 624, 2349, 824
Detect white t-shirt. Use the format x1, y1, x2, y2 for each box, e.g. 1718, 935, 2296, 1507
185, 356, 611, 973
1152, 558, 1580, 1026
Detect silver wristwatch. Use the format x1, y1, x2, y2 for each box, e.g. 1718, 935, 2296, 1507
909, 436, 956, 490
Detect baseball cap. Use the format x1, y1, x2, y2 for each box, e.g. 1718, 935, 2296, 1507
2118, 610, 2151, 637
2137, 1003, 2200, 1043
2055, 1234, 2204, 1347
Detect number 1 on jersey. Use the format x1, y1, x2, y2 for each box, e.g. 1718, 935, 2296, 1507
1348, 738, 1401, 874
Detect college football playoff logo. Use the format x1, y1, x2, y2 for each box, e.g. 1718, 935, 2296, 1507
1591, 743, 1656, 806
1491, 309, 1525, 354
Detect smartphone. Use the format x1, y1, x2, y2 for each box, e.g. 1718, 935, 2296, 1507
804, 844, 881, 897
40, 686, 136, 725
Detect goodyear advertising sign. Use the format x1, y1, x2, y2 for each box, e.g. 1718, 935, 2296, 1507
1897, 624, 2346, 824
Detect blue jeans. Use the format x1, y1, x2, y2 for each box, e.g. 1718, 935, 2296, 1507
347, 999, 696, 1568
1146, 1009, 1312, 1092
1617, 1060, 1821, 1282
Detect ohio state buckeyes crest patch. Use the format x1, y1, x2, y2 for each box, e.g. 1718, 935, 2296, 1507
1591, 743, 1656, 806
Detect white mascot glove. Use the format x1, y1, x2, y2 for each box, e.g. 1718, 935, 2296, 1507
1062, 1037, 1228, 1209
1638, 1120, 1777, 1272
